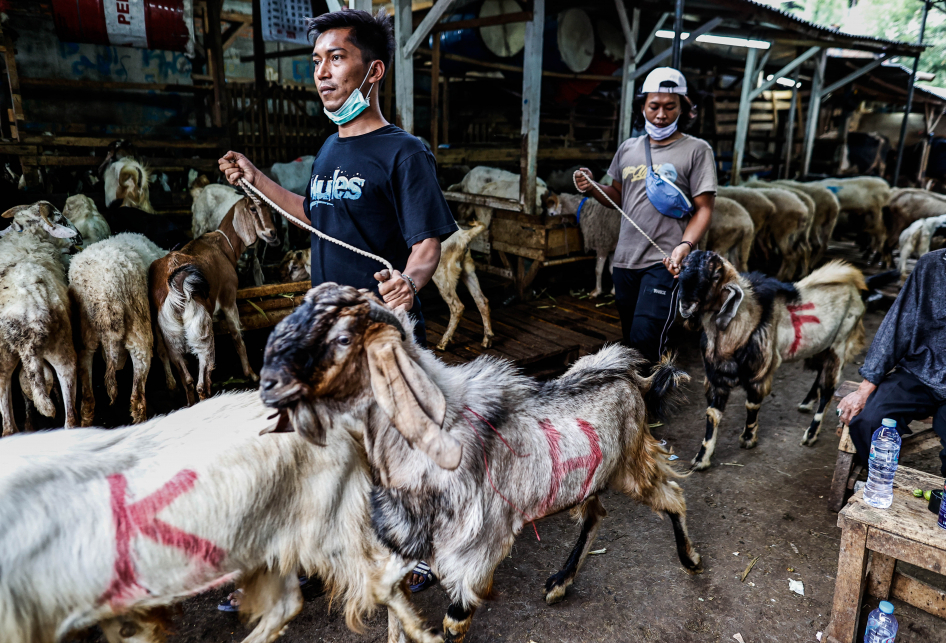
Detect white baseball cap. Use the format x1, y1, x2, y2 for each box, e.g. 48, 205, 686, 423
641, 67, 687, 94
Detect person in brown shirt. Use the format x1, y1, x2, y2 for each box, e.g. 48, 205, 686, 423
575, 67, 716, 364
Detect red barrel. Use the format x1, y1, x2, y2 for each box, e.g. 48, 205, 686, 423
52, 0, 194, 54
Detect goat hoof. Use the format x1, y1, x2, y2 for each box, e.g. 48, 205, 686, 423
544, 572, 570, 605
797, 402, 814, 414
684, 553, 704, 575
800, 435, 818, 447
689, 459, 710, 472
481, 336, 494, 349
435, 341, 449, 351
738, 436, 758, 449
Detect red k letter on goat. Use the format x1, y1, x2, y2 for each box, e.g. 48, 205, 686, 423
101, 470, 226, 605
786, 302, 820, 357
537, 419, 602, 517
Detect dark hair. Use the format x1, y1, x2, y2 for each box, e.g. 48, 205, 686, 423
306, 8, 395, 81
632, 92, 696, 131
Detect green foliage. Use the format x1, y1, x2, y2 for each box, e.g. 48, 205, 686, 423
758, 0, 946, 87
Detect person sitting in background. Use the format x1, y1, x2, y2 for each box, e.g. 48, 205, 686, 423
838, 248, 946, 476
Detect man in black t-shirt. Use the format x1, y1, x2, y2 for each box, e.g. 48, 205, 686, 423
220, 9, 456, 346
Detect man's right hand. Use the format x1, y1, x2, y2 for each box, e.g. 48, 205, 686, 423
838, 379, 877, 426
219, 151, 260, 188
574, 167, 595, 193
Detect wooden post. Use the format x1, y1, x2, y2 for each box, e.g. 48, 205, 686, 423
801, 50, 826, 178
783, 64, 800, 179
252, 0, 267, 88
431, 35, 440, 157
731, 47, 758, 185
520, 0, 544, 215
615, 3, 640, 144
350, 0, 372, 11
442, 75, 450, 145
207, 0, 229, 128
393, 0, 413, 133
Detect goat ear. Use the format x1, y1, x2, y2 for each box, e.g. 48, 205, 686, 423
365, 325, 462, 470
232, 200, 256, 247
715, 283, 744, 330
1, 207, 15, 218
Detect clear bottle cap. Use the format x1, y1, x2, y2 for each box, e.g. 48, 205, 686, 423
879, 601, 894, 614
881, 418, 897, 428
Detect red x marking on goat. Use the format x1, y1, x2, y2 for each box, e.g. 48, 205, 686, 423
537, 419, 602, 517
787, 302, 820, 357
100, 470, 226, 606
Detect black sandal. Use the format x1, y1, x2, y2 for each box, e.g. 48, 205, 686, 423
409, 562, 437, 593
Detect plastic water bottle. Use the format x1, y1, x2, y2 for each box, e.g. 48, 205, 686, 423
864, 601, 898, 642
863, 418, 901, 509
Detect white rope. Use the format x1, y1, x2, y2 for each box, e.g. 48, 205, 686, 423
239, 178, 394, 273
572, 170, 670, 260
213, 229, 235, 256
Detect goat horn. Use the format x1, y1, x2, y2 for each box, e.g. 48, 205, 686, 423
367, 299, 406, 340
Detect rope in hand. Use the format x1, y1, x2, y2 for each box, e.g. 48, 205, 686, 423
572, 169, 670, 260
239, 178, 394, 273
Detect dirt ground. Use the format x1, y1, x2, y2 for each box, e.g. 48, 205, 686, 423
65, 292, 946, 643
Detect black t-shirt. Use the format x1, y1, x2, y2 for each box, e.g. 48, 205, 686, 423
303, 125, 457, 297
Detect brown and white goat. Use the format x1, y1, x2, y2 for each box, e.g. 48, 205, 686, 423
0, 202, 82, 436
105, 158, 155, 213
677, 250, 868, 470
0, 390, 434, 643
279, 248, 312, 283
431, 221, 494, 350
259, 284, 702, 643
150, 197, 278, 404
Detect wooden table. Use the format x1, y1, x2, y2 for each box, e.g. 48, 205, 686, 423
825, 466, 946, 642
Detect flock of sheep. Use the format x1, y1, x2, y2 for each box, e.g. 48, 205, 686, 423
1, 156, 945, 643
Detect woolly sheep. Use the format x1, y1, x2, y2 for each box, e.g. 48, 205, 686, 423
701, 196, 754, 272
63, 194, 111, 246
556, 192, 620, 297
811, 176, 890, 260
882, 188, 946, 267
897, 212, 946, 280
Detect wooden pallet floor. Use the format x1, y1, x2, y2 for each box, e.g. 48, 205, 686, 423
425, 294, 623, 378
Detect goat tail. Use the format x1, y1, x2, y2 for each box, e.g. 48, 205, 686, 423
641, 354, 690, 424
796, 260, 867, 292
167, 264, 210, 313
20, 355, 56, 418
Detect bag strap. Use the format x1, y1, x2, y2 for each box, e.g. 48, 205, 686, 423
644, 135, 654, 171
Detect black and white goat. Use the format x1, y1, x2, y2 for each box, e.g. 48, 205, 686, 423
677, 250, 869, 470
258, 283, 702, 643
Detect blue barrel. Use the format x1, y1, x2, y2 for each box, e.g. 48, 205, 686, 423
431, 13, 492, 74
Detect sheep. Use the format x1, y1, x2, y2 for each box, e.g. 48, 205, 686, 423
104, 158, 155, 213
897, 213, 946, 280
701, 196, 755, 272
431, 221, 494, 350
448, 166, 553, 222
62, 194, 111, 245
677, 250, 870, 470
0, 390, 436, 643
716, 187, 776, 263
556, 193, 620, 297
271, 155, 316, 195
150, 196, 279, 405
0, 202, 82, 436
279, 248, 312, 283
190, 182, 247, 238
745, 182, 814, 278
258, 283, 703, 643
737, 186, 811, 280
882, 188, 946, 267
810, 176, 890, 260
68, 233, 171, 426
769, 180, 840, 266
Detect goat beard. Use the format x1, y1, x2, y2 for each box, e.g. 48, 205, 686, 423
288, 399, 326, 446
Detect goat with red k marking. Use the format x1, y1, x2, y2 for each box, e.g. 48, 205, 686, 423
258, 283, 702, 643
677, 250, 884, 471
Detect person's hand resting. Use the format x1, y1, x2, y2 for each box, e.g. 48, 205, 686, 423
838, 380, 877, 425
663, 242, 691, 277
573, 167, 595, 193
219, 151, 261, 188
375, 269, 414, 311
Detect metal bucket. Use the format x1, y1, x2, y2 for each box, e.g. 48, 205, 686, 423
52, 0, 194, 54
544, 9, 594, 73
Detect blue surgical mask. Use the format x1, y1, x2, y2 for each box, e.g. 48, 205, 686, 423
643, 115, 679, 141
323, 65, 376, 125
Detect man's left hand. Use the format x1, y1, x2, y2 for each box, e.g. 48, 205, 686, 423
663, 243, 691, 277
375, 269, 414, 311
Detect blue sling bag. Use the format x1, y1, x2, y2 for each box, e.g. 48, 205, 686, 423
644, 137, 693, 219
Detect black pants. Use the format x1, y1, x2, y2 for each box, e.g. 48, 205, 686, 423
410, 296, 427, 347
849, 368, 946, 476
612, 263, 678, 364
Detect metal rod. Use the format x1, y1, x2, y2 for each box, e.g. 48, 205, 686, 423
732, 47, 758, 185
672, 0, 684, 69
783, 64, 801, 179
894, 0, 929, 186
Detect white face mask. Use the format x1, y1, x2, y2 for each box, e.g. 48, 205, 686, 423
323, 64, 376, 125
644, 115, 679, 141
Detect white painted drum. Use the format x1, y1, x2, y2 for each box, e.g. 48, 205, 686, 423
553, 8, 594, 73
479, 0, 526, 58
595, 19, 626, 62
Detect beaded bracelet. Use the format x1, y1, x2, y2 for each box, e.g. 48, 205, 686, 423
401, 273, 417, 298
677, 240, 694, 251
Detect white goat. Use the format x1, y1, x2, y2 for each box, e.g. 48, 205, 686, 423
63, 194, 111, 245
0, 390, 434, 643
104, 158, 155, 213
897, 213, 946, 280
449, 166, 555, 222
431, 221, 494, 350
0, 202, 82, 436
190, 183, 245, 238
69, 233, 171, 426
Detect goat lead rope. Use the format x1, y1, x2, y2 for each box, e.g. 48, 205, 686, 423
572, 170, 670, 260
239, 178, 394, 273
461, 410, 541, 541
